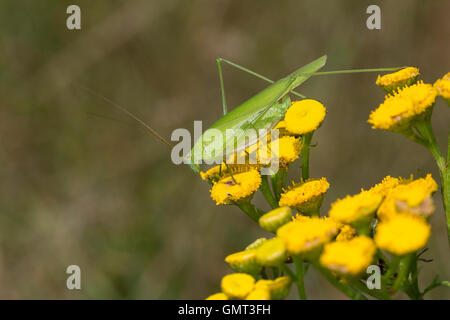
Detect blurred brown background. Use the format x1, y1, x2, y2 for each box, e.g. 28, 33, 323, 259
0, 0, 449, 299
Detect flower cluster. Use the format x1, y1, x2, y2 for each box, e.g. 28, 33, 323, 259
200, 67, 449, 300
368, 81, 437, 131
200, 99, 326, 207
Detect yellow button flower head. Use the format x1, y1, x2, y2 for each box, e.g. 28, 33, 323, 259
336, 224, 357, 241
397, 81, 437, 113
255, 276, 292, 300
376, 67, 420, 93
245, 288, 271, 300
200, 163, 226, 182
377, 174, 437, 220
368, 96, 415, 131
375, 213, 431, 256
434, 72, 450, 105
221, 273, 255, 299
200, 163, 257, 182
329, 190, 382, 226
284, 99, 326, 135
277, 217, 339, 256
205, 292, 229, 300
274, 120, 286, 129
279, 178, 330, 216
258, 136, 302, 168
320, 236, 376, 276
368, 82, 437, 131
369, 175, 401, 198
292, 213, 312, 223
276, 136, 302, 167
259, 207, 292, 232
210, 168, 261, 205
225, 249, 262, 276
255, 237, 286, 267
271, 120, 292, 137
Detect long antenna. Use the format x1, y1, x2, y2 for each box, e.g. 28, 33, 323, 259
78, 85, 173, 148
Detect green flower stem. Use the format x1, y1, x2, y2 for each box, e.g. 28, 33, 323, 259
381, 256, 400, 296
393, 253, 415, 292
236, 202, 265, 223
445, 166, 450, 244
312, 262, 367, 300
447, 130, 450, 165
404, 257, 422, 300
413, 120, 450, 245
260, 175, 278, 209
351, 280, 391, 300
292, 256, 307, 300
280, 262, 306, 300
271, 168, 287, 202
301, 132, 314, 180
414, 120, 445, 172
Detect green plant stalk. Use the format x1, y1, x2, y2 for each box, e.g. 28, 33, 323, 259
260, 175, 278, 209
413, 120, 450, 245
393, 253, 415, 292
408, 255, 422, 300
280, 262, 306, 300
312, 262, 367, 300
271, 168, 287, 202
301, 132, 314, 180
236, 202, 265, 222
292, 256, 307, 300
351, 280, 391, 300
381, 256, 400, 297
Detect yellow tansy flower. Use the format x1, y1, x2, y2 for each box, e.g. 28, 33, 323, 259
225, 249, 261, 275
210, 169, 261, 205
258, 136, 302, 168
279, 178, 330, 215
329, 190, 382, 225
205, 292, 229, 300
284, 99, 326, 135
368, 96, 415, 130
377, 174, 437, 220
375, 213, 431, 256
397, 81, 437, 112
434, 72, 450, 104
255, 276, 292, 300
245, 288, 271, 300
320, 236, 376, 276
376, 67, 420, 93
369, 176, 401, 197
200, 163, 226, 181
274, 120, 286, 129
255, 237, 286, 266
221, 273, 255, 299
200, 163, 258, 182
368, 82, 437, 131
336, 224, 357, 241
277, 217, 339, 255
292, 213, 312, 223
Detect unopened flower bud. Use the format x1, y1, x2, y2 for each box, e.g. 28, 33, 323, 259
259, 207, 292, 232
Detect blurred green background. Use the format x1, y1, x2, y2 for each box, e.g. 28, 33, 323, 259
0, 0, 449, 299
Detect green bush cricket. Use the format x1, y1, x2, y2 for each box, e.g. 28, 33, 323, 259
83, 55, 402, 175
